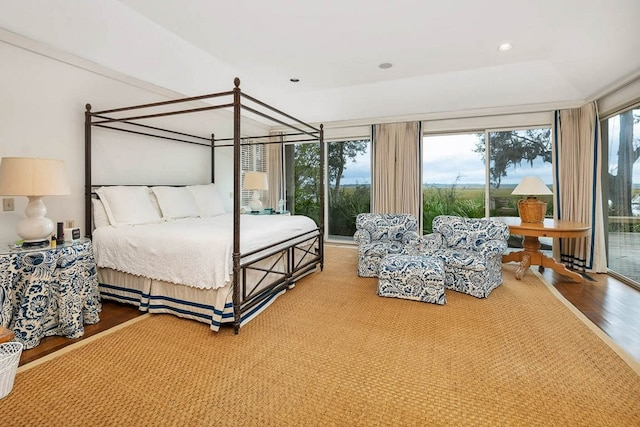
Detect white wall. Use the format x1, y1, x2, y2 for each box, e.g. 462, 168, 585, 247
0, 34, 269, 242
3, 26, 638, 245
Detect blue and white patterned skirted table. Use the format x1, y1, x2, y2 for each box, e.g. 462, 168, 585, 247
0, 238, 101, 349
378, 254, 446, 305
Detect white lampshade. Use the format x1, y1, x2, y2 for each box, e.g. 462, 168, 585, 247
243, 171, 268, 212
511, 176, 552, 196
243, 171, 269, 191
0, 157, 71, 246
0, 157, 71, 196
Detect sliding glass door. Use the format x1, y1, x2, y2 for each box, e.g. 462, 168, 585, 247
327, 139, 371, 240
422, 127, 552, 237
422, 133, 486, 233
487, 128, 552, 215
283, 139, 371, 241
284, 143, 321, 224
604, 106, 640, 286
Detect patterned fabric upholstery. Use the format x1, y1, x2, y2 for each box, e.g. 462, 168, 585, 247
404, 215, 510, 298
0, 239, 101, 349
378, 254, 446, 305
354, 213, 419, 277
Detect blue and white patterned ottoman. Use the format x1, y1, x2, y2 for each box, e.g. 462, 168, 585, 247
377, 254, 446, 305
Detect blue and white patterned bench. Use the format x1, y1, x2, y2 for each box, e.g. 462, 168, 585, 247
377, 254, 446, 305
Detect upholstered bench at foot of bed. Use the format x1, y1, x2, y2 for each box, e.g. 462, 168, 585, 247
377, 254, 446, 305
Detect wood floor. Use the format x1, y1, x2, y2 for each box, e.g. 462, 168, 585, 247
18, 301, 143, 366
17, 269, 640, 367
545, 270, 640, 363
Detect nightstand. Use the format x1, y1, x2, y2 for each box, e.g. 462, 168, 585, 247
0, 238, 101, 349
245, 210, 291, 216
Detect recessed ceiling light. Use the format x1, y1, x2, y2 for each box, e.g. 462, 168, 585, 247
498, 43, 513, 51
290, 78, 300, 83
379, 62, 393, 69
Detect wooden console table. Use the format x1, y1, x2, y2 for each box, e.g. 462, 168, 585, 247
494, 217, 590, 282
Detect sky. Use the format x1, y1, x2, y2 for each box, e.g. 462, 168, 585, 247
337, 113, 640, 187
338, 133, 553, 187
608, 112, 640, 181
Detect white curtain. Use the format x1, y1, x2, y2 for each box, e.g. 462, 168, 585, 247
372, 122, 421, 219
266, 132, 283, 210
553, 102, 607, 272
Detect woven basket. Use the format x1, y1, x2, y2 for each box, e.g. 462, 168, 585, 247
517, 198, 547, 223
0, 342, 23, 400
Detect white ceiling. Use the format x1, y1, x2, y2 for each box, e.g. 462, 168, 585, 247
1, 0, 640, 124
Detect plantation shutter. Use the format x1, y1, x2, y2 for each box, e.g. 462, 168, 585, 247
241, 142, 267, 208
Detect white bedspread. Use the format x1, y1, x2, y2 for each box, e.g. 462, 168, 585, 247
92, 213, 318, 290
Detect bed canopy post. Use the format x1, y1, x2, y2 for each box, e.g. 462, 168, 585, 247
84, 78, 324, 335
210, 133, 215, 183
319, 124, 325, 269
84, 103, 93, 237
232, 77, 242, 334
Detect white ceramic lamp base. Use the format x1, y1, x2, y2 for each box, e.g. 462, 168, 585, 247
17, 196, 54, 246
249, 191, 263, 212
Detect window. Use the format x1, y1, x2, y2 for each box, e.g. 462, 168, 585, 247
283, 138, 371, 238
422, 133, 486, 233
327, 139, 371, 240
604, 107, 640, 285
241, 142, 266, 208
422, 127, 552, 243
487, 128, 553, 219
284, 142, 321, 224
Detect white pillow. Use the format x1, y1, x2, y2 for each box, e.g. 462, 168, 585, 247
92, 198, 110, 229
187, 184, 226, 217
151, 186, 200, 220
95, 186, 162, 227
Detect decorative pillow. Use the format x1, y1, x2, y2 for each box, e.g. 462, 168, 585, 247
92, 198, 110, 229
187, 184, 226, 217
151, 186, 200, 221
95, 186, 162, 227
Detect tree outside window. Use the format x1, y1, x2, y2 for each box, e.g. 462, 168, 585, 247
422, 128, 552, 235
284, 139, 371, 239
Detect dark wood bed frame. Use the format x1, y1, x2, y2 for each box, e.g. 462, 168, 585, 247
84, 77, 325, 333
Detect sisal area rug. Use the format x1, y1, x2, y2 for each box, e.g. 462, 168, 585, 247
1, 246, 639, 426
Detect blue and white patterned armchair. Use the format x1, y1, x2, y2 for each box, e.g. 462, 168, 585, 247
404, 215, 510, 298
354, 213, 419, 277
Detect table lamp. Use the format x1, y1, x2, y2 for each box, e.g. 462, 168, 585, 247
243, 171, 268, 212
0, 157, 71, 247
511, 176, 552, 223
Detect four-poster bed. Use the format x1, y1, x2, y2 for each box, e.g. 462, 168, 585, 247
84, 78, 325, 333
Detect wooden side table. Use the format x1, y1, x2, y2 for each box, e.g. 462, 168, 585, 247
494, 217, 590, 282
0, 326, 13, 344
0, 238, 101, 349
